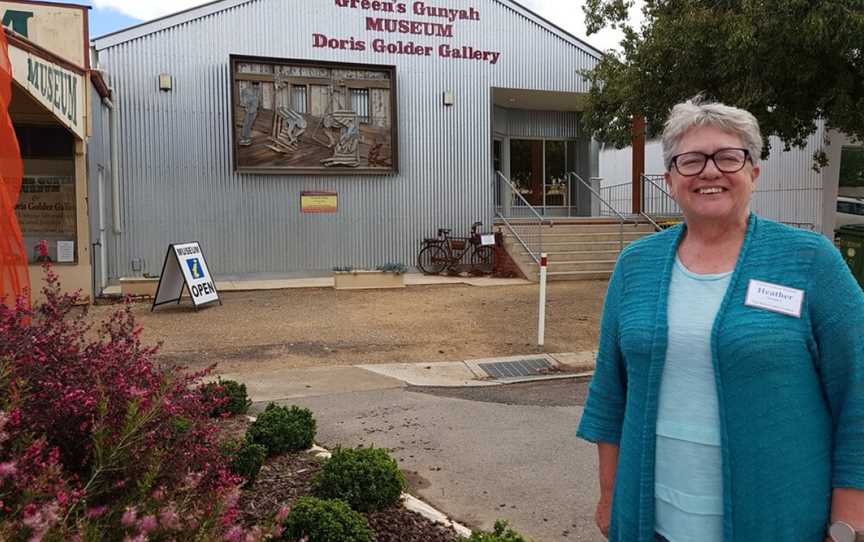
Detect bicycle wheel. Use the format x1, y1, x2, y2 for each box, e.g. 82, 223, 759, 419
471, 246, 495, 274
417, 245, 448, 274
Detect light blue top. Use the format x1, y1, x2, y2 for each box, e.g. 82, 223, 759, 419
655, 258, 731, 542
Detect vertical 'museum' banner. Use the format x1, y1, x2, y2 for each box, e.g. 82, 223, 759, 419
0, 29, 28, 306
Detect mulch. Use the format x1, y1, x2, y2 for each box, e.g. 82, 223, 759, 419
223, 417, 462, 541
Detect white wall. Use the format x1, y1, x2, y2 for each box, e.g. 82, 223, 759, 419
597, 123, 842, 236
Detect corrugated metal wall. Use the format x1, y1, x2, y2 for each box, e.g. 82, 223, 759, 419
86, 84, 111, 292
93, 0, 599, 279
598, 125, 828, 231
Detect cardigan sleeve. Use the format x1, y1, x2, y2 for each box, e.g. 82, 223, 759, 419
808, 236, 864, 489
577, 255, 628, 444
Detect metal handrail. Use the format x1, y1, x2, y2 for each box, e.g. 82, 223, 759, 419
567, 172, 638, 251
495, 171, 550, 264
639, 212, 663, 232
642, 174, 675, 200
568, 172, 635, 224
496, 171, 548, 224
495, 212, 540, 265
640, 174, 683, 231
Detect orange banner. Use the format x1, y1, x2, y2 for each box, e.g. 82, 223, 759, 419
0, 29, 28, 307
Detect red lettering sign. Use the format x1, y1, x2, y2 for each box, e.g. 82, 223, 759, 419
322, 0, 501, 65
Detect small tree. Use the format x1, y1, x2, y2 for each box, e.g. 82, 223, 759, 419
581, 0, 864, 160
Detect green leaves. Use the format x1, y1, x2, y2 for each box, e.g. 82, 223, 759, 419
581, 0, 864, 155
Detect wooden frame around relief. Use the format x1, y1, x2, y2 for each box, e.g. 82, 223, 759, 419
230, 54, 399, 175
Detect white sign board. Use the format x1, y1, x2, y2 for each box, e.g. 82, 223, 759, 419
152, 242, 221, 311
481, 234, 496, 246
7, 44, 86, 140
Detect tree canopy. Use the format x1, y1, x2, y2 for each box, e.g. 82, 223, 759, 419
581, 0, 864, 157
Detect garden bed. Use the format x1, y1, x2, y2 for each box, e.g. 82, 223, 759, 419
223, 417, 461, 541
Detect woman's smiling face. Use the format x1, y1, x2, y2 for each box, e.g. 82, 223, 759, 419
664, 125, 760, 227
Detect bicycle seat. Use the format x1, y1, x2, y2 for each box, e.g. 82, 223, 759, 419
438, 228, 451, 236
472, 221, 483, 228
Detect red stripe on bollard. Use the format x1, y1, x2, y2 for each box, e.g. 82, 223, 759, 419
540, 256, 548, 267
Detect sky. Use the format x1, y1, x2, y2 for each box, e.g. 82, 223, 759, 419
50, 0, 637, 50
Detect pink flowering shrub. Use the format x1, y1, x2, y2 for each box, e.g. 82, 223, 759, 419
0, 256, 276, 541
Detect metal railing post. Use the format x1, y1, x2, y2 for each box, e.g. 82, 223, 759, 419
495, 171, 550, 267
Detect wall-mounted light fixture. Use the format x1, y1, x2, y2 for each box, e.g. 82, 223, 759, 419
443, 90, 455, 106
158, 74, 173, 92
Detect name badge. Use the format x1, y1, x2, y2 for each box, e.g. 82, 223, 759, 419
744, 279, 804, 318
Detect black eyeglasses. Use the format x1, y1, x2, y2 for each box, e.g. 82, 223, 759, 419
670, 148, 751, 176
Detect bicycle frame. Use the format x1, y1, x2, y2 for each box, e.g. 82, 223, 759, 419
417, 222, 495, 275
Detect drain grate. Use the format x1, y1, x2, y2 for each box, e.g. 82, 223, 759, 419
478, 358, 554, 380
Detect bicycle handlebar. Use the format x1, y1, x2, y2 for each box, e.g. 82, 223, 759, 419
438, 228, 451, 236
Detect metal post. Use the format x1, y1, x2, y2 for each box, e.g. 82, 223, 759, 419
538, 252, 548, 347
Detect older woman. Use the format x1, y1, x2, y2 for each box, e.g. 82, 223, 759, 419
577, 98, 864, 542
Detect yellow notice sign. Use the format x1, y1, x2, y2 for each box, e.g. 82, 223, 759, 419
301, 191, 338, 213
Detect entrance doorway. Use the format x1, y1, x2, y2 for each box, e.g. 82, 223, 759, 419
509, 139, 570, 209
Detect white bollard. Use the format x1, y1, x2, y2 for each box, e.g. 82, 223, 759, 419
538, 252, 548, 347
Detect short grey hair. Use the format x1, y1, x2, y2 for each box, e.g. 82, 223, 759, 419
661, 97, 763, 171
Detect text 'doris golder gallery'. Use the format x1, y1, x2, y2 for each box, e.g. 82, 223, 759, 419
90, 0, 601, 286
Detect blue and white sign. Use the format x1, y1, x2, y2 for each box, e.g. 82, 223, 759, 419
152, 242, 221, 310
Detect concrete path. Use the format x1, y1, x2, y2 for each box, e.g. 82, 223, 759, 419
231, 353, 603, 541
277, 385, 603, 542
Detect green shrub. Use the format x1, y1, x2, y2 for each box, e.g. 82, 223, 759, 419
246, 403, 316, 455
459, 520, 532, 542
223, 438, 267, 486
200, 379, 252, 417
313, 446, 406, 512
282, 496, 372, 542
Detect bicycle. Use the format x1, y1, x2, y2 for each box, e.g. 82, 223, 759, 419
417, 221, 496, 275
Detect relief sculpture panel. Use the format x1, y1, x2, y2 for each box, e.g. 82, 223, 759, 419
231, 55, 398, 175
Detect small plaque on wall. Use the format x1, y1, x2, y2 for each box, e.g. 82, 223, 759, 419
301, 191, 338, 213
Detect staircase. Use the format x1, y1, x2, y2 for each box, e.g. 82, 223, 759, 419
499, 220, 656, 281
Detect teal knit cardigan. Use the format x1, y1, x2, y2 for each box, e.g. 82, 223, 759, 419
577, 214, 864, 542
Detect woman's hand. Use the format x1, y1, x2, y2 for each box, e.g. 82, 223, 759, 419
595, 495, 612, 538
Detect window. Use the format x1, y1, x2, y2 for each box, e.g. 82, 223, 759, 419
350, 89, 370, 123
16, 176, 77, 263
13, 124, 76, 264
840, 146, 864, 187
838, 201, 856, 214
291, 85, 307, 113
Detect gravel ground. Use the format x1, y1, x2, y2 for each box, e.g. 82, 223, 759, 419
88, 281, 608, 375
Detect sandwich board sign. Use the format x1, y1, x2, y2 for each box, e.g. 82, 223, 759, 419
152, 242, 221, 311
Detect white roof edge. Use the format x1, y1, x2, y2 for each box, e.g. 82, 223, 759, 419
92, 0, 255, 50
92, 0, 605, 59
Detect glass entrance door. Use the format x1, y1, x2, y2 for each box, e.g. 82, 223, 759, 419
544, 140, 567, 208
510, 139, 543, 206
510, 139, 571, 210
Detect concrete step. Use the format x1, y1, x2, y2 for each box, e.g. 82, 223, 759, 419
509, 224, 655, 234
518, 249, 621, 262
546, 260, 617, 272
511, 240, 635, 252
506, 232, 649, 242
547, 270, 613, 281
505, 240, 637, 252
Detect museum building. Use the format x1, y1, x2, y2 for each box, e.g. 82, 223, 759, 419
3, 0, 110, 301
89, 0, 602, 288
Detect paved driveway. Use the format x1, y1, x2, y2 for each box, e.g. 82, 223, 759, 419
271, 379, 605, 542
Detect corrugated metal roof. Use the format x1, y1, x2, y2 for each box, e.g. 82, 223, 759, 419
91, 0, 604, 58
